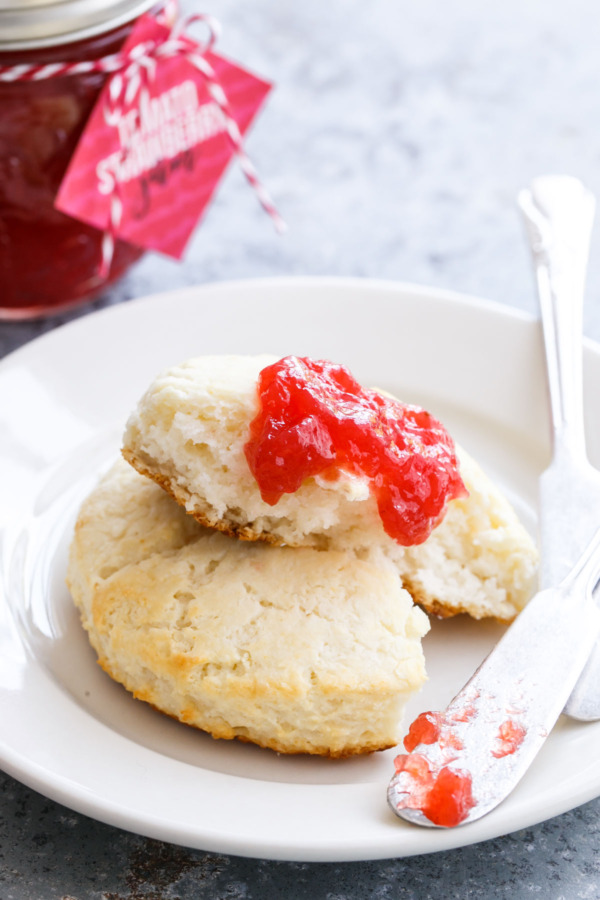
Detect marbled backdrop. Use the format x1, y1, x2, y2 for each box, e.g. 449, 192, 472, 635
1, 0, 600, 897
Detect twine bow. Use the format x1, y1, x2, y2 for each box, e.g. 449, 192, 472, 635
0, 12, 284, 280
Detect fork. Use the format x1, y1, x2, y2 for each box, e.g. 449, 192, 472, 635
518, 175, 600, 720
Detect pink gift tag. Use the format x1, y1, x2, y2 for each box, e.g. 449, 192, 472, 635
55, 14, 273, 258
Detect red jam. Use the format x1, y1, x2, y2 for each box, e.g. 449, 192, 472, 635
403, 712, 443, 752
404, 709, 465, 756
244, 356, 467, 546
451, 705, 477, 723
0, 24, 145, 318
491, 719, 527, 759
393, 753, 475, 828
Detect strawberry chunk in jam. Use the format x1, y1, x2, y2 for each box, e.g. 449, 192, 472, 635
244, 356, 467, 546
491, 719, 527, 758
403, 712, 444, 752
393, 754, 475, 827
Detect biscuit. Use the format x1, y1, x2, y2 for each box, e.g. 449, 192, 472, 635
122, 355, 538, 622
67, 460, 429, 757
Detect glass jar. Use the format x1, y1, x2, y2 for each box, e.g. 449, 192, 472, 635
0, 1, 160, 319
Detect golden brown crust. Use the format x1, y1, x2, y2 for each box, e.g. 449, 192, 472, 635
122, 447, 285, 546
150, 707, 393, 757
402, 576, 516, 624
99, 658, 382, 756
140, 694, 395, 758
97, 629, 401, 758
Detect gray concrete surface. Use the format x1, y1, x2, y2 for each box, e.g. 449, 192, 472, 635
2, 0, 600, 896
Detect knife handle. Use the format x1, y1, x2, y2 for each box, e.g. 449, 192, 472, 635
518, 176, 595, 459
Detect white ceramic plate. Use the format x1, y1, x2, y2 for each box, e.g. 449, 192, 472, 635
1, 277, 600, 862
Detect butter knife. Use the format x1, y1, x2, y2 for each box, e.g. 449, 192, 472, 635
387, 525, 600, 828
519, 175, 600, 720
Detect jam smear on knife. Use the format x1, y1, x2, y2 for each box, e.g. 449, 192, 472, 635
392, 704, 526, 826
392, 708, 477, 826
393, 753, 475, 828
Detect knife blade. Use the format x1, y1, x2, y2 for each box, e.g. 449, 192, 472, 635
387, 526, 600, 828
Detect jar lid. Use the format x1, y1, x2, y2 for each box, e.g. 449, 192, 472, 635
0, 0, 159, 51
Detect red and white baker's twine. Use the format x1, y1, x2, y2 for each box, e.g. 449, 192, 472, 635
0, 12, 285, 279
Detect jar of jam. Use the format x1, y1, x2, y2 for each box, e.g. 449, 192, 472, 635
0, 1, 163, 319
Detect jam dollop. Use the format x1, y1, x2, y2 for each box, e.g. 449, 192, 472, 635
244, 356, 467, 546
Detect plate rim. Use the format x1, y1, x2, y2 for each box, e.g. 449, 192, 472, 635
0, 275, 538, 372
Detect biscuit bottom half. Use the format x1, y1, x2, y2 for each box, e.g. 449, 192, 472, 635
67, 460, 430, 757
